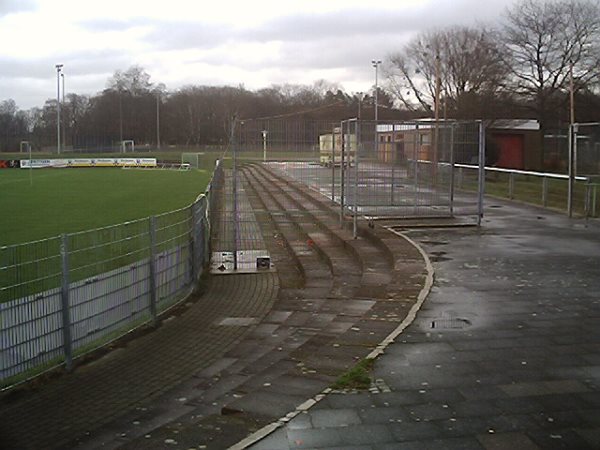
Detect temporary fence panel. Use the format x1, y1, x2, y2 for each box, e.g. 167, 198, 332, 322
234, 119, 483, 222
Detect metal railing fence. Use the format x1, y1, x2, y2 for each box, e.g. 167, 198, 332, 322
0, 162, 222, 385
453, 163, 597, 217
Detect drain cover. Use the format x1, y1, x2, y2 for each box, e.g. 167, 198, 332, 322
431, 317, 471, 329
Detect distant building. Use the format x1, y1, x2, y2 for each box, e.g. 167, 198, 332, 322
374, 119, 541, 170
487, 120, 540, 170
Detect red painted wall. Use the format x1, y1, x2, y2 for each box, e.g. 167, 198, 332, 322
494, 133, 524, 169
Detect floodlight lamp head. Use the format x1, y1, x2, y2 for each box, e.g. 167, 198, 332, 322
55, 64, 63, 71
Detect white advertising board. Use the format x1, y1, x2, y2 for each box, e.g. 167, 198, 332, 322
20, 158, 157, 169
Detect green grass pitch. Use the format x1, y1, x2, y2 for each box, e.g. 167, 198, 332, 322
0, 168, 212, 246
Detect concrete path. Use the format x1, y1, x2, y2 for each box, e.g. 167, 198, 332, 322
250, 200, 600, 449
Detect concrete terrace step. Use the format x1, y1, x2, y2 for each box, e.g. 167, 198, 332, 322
253, 163, 419, 301
247, 164, 392, 294
243, 166, 363, 299
241, 167, 330, 294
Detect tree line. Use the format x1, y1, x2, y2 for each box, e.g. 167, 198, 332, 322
0, 0, 598, 153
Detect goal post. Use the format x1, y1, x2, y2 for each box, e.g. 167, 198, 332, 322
181, 152, 205, 169
20, 141, 31, 153
121, 140, 135, 153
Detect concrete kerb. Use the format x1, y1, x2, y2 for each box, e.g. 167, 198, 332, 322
228, 229, 435, 450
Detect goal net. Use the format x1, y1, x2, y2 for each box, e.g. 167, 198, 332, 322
181, 152, 204, 169
121, 140, 135, 153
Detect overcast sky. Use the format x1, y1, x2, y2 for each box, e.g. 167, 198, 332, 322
0, 0, 517, 110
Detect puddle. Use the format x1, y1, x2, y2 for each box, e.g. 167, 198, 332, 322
419, 240, 449, 246
428, 251, 453, 262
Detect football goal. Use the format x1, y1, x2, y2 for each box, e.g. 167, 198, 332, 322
181, 152, 205, 169
20, 141, 31, 153
121, 140, 135, 153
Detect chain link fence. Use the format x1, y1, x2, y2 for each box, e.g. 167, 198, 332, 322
0, 163, 220, 385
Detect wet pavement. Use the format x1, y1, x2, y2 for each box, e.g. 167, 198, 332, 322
249, 200, 600, 449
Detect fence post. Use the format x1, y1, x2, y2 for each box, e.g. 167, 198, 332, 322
585, 182, 591, 218
353, 120, 360, 239
60, 233, 73, 372
340, 121, 346, 227
391, 123, 396, 205
567, 123, 576, 217
414, 123, 420, 215
203, 199, 210, 266
331, 125, 336, 205
477, 121, 485, 227
508, 172, 515, 200
449, 124, 455, 216
148, 216, 158, 326
542, 176, 548, 207
190, 202, 199, 286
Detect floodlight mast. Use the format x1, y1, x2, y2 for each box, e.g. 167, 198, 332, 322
61, 72, 65, 150
371, 60, 382, 121
55, 64, 63, 154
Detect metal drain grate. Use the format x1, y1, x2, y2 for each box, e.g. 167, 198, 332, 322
431, 317, 471, 329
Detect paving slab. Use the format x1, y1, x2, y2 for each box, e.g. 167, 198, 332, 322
249, 200, 600, 449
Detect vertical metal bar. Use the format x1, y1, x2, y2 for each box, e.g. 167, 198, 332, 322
60, 233, 73, 371
353, 120, 360, 239
340, 121, 346, 227
542, 176, 548, 207
449, 123, 455, 217
331, 125, 336, 204
148, 216, 158, 325
509, 173, 515, 200
414, 123, 419, 215
391, 123, 396, 205
477, 121, 485, 227
233, 119, 239, 269
585, 182, 591, 218
190, 202, 199, 285
574, 126, 579, 176
568, 123, 574, 217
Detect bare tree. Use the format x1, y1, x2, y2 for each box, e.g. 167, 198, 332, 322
386, 26, 508, 118
502, 0, 600, 127
107, 65, 153, 95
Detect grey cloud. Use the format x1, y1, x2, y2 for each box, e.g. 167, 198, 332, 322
144, 20, 233, 50
241, 0, 513, 45
247, 9, 422, 43
0, 0, 36, 16
77, 17, 148, 32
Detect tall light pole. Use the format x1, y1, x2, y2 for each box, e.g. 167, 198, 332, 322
356, 92, 363, 119
371, 60, 381, 121
55, 64, 63, 154
61, 72, 66, 150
